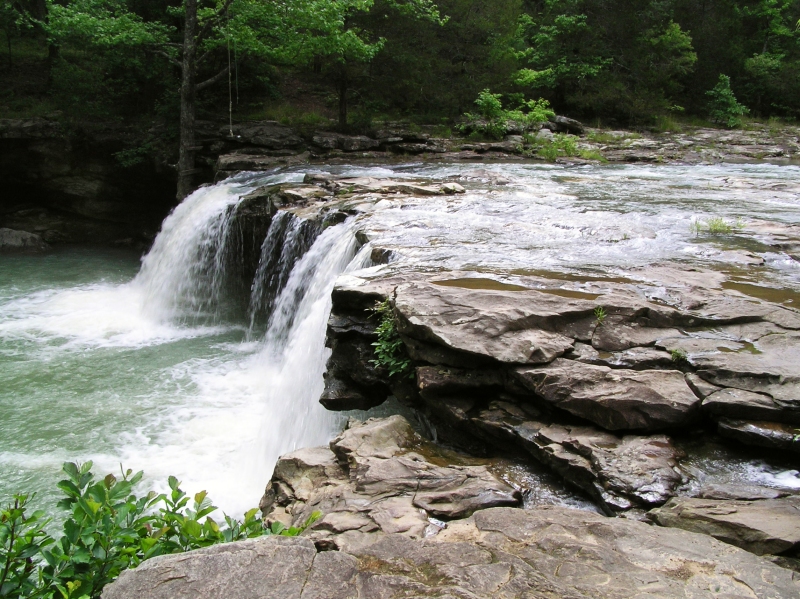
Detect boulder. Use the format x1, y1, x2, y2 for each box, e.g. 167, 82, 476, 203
0, 228, 49, 252
697, 483, 789, 501
103, 507, 800, 599
228, 121, 304, 150
703, 387, 800, 425
311, 133, 380, 152
548, 115, 586, 135
259, 416, 520, 547
649, 495, 800, 555
512, 359, 701, 431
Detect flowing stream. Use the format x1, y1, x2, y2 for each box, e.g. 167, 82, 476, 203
2, 161, 800, 517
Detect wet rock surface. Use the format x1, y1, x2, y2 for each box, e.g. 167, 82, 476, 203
717, 419, 800, 453
0, 227, 49, 252
103, 507, 800, 599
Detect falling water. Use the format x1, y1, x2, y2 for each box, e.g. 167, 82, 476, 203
245, 222, 368, 483
247, 211, 320, 332
134, 182, 245, 323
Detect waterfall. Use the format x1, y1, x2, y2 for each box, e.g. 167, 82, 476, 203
245, 222, 369, 485
121, 176, 369, 512
247, 212, 320, 333
134, 182, 245, 324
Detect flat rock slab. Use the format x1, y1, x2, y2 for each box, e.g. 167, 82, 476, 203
394, 281, 596, 365
260, 416, 520, 546
513, 358, 700, 431
718, 418, 800, 453
649, 495, 800, 555
103, 507, 800, 599
703, 387, 800, 425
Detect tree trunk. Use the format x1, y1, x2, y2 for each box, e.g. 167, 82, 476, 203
176, 0, 198, 200
338, 70, 348, 130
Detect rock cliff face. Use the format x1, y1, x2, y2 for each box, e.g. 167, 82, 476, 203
0, 118, 176, 245
6, 116, 798, 245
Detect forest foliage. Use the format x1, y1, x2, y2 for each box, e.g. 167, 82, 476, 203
1, 0, 799, 129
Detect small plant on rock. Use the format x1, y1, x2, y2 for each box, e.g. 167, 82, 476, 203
691, 217, 743, 236
371, 299, 414, 379
670, 348, 689, 363
594, 306, 607, 326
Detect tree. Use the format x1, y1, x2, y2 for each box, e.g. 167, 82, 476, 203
513, 0, 698, 122
282, 0, 446, 129
706, 73, 749, 127
45, 0, 290, 199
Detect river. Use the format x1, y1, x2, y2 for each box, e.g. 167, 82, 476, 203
2, 161, 799, 518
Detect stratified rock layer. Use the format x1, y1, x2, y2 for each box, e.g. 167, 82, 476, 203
321, 273, 800, 514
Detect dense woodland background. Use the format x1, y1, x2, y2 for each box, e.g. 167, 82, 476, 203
2, 0, 799, 134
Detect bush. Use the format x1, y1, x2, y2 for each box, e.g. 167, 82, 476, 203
706, 75, 749, 128
1, 462, 319, 599
459, 90, 555, 140
524, 133, 580, 162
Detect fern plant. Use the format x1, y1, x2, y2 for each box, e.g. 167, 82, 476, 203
371, 300, 414, 379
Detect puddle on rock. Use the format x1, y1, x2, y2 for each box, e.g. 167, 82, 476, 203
722, 280, 800, 306
506, 269, 636, 285
433, 278, 530, 292
493, 459, 602, 514
535, 288, 602, 300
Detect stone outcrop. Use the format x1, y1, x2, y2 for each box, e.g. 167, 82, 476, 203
102, 506, 800, 599
321, 272, 800, 515
512, 359, 700, 431
0, 228, 49, 252
649, 495, 800, 555
259, 416, 521, 549
437, 397, 684, 513
1, 118, 175, 245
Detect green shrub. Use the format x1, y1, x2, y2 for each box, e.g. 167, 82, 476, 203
578, 149, 605, 161
706, 75, 749, 128
371, 300, 413, 379
1, 462, 319, 599
528, 133, 580, 161
459, 90, 555, 140
690, 217, 743, 235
